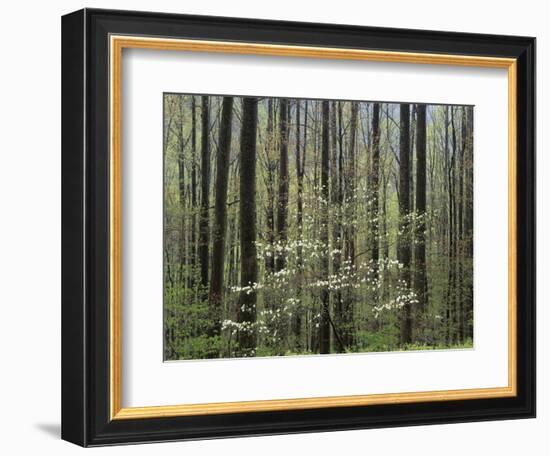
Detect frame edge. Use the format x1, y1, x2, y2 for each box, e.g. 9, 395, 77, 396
61, 8, 88, 448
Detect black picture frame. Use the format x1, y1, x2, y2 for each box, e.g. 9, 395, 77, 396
62, 7, 536, 447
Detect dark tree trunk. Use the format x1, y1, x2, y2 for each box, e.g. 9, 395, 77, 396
295, 100, 303, 255
338, 103, 344, 214
409, 108, 416, 214
414, 104, 428, 341
228, 164, 240, 290
347, 102, 358, 264
445, 106, 458, 344
457, 106, 467, 343
293, 100, 303, 347
371, 103, 381, 298
382, 105, 392, 305
237, 97, 259, 355
331, 101, 343, 352
381, 170, 390, 302
177, 97, 187, 284
265, 98, 276, 275
341, 101, 358, 349
209, 97, 234, 336
276, 98, 290, 272
319, 100, 331, 354
464, 106, 474, 337
444, 106, 452, 344
163, 97, 176, 359
199, 96, 210, 291
190, 97, 198, 290
450, 107, 459, 344
398, 103, 412, 345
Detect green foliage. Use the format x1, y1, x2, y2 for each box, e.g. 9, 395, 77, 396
400, 339, 473, 351
164, 286, 223, 359
354, 328, 399, 353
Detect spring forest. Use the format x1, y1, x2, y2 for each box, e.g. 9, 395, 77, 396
163, 94, 474, 360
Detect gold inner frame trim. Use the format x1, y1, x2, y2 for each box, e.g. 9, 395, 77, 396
109, 34, 518, 421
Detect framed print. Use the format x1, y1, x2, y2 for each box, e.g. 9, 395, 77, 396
61, 8, 536, 447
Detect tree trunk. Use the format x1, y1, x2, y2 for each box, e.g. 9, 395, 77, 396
445, 106, 458, 344
331, 101, 343, 352
450, 107, 458, 344
398, 103, 412, 345
199, 96, 210, 291
293, 100, 303, 348
342, 101, 358, 349
190, 97, 198, 289
414, 104, 428, 341
444, 106, 452, 344
464, 106, 474, 338
371, 103, 381, 299
457, 106, 467, 343
265, 98, 276, 275
319, 100, 331, 354
177, 97, 187, 284
276, 98, 290, 272
209, 96, 234, 336
347, 102, 358, 264
237, 97, 259, 355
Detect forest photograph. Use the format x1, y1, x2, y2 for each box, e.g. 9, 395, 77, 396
163, 94, 474, 361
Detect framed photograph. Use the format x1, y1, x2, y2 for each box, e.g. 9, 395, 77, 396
62, 8, 535, 446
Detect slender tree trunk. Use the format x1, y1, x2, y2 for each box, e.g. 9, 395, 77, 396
199, 96, 211, 291
293, 100, 303, 347
276, 98, 290, 272
347, 102, 358, 263
190, 97, 198, 289
163, 97, 176, 359
382, 170, 390, 302
409, 108, 416, 215
464, 106, 474, 338
237, 97, 259, 355
444, 106, 453, 344
295, 100, 303, 252
457, 107, 467, 343
414, 104, 428, 342
177, 97, 187, 284
382, 105, 392, 307
319, 100, 331, 354
371, 103, 381, 299
209, 97, 234, 336
342, 102, 358, 349
398, 103, 412, 345
451, 108, 459, 344
446, 107, 458, 344
338, 103, 344, 215
265, 99, 276, 275
303, 101, 310, 352
331, 101, 344, 352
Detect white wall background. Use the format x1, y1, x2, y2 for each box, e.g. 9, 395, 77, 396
0, 0, 545, 454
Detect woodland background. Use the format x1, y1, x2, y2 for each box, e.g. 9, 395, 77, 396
163, 95, 474, 360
